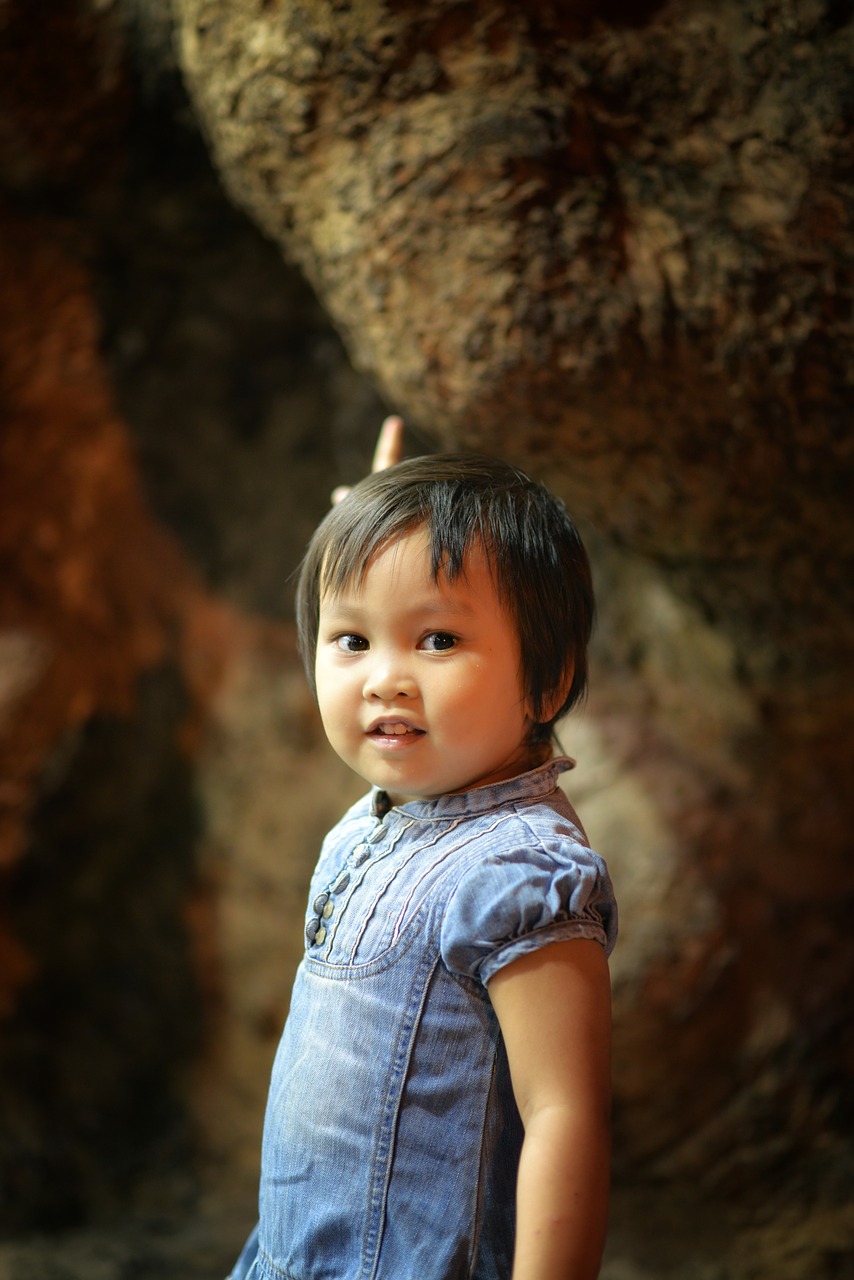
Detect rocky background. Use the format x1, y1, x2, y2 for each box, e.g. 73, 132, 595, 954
0, 1, 852, 1277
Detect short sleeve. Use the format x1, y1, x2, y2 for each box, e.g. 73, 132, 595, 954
439, 838, 617, 986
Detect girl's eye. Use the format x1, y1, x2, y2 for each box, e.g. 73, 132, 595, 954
420, 632, 457, 652
335, 634, 368, 653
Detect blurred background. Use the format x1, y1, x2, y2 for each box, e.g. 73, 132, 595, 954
0, 1, 851, 1276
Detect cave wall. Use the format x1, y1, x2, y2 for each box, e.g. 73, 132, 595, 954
0, 0, 386, 1240
171, 0, 854, 1190
0, 96, 227, 1228
175, 0, 852, 674
0, 1, 851, 1277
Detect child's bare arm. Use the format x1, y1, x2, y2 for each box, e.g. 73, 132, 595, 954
369, 414, 404, 473
488, 938, 612, 1280
331, 414, 404, 504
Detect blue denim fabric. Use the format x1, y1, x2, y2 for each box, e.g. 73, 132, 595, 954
227, 756, 617, 1280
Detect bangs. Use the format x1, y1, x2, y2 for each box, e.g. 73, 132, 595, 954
318, 501, 491, 602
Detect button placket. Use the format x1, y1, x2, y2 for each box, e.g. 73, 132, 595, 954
306, 825, 394, 952
306, 852, 360, 951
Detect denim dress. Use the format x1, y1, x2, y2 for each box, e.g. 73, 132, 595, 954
228, 756, 617, 1280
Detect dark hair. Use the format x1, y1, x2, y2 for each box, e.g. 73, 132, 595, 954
296, 454, 594, 743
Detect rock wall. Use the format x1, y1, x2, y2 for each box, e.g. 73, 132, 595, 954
172, 0, 853, 1200
176, 0, 852, 675
0, 153, 226, 1229
0, 0, 383, 1244
0, 1, 851, 1276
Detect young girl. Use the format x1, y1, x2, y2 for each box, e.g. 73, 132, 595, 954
228, 435, 617, 1280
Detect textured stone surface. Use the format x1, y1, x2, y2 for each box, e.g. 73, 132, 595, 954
0, 1, 851, 1275
175, 0, 853, 677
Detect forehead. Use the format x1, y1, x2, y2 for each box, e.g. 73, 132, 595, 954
319, 526, 503, 613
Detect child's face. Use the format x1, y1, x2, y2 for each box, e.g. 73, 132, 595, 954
315, 526, 534, 804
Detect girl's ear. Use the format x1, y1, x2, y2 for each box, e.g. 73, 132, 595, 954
537, 661, 575, 726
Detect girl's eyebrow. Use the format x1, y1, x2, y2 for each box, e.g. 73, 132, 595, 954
321, 595, 476, 620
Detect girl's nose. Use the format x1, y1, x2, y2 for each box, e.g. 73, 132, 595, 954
362, 654, 416, 701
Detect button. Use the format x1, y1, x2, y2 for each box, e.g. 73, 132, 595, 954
333, 871, 350, 892
305, 917, 320, 945
352, 847, 370, 867
314, 925, 327, 945
313, 892, 329, 914
322, 900, 334, 920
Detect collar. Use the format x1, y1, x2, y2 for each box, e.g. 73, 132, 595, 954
369, 755, 575, 821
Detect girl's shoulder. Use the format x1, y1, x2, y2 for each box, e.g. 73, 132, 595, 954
471, 786, 592, 864
439, 791, 617, 981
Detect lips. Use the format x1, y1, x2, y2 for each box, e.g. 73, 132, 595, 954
367, 720, 424, 736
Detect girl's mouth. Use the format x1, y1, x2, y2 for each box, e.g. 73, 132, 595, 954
368, 722, 425, 739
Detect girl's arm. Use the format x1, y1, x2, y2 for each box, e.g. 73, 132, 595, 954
331, 414, 404, 504
488, 938, 612, 1280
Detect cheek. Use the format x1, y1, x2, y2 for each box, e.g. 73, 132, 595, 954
314, 665, 328, 711
315, 661, 341, 713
